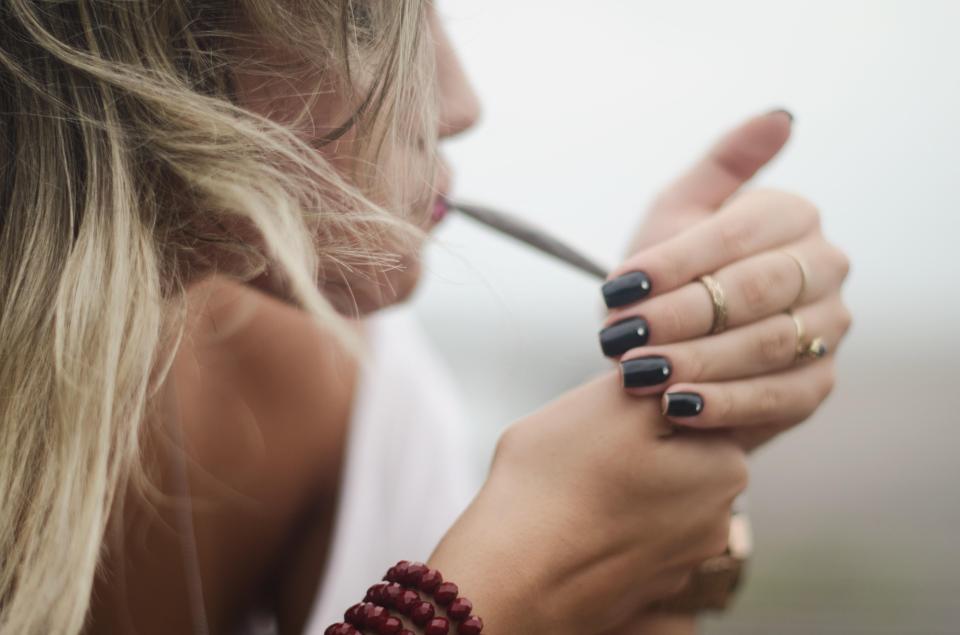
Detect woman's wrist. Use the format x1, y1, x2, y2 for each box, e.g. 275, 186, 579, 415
424, 479, 556, 635
426, 536, 538, 633
326, 549, 514, 635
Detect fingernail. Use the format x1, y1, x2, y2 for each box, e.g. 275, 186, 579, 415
767, 107, 794, 122
599, 317, 650, 357
621, 356, 671, 389
662, 392, 704, 417
602, 271, 652, 308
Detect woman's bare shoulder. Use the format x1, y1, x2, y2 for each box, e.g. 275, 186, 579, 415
88, 275, 358, 633
177, 274, 359, 498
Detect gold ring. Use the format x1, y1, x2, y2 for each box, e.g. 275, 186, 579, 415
787, 309, 805, 359
803, 337, 829, 359
786, 309, 829, 361
699, 275, 728, 334
783, 251, 809, 308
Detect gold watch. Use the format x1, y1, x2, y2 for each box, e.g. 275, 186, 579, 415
653, 511, 753, 613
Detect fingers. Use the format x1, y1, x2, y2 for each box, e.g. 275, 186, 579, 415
616, 294, 851, 397
660, 357, 837, 429
628, 110, 795, 253
649, 109, 794, 217
604, 189, 821, 308
601, 236, 849, 348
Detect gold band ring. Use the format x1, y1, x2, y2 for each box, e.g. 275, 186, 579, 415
699, 275, 728, 335
783, 251, 810, 308
786, 309, 829, 361
787, 309, 806, 358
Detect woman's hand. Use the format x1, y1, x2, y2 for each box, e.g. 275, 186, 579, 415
600, 112, 851, 451
601, 111, 850, 635
427, 372, 748, 635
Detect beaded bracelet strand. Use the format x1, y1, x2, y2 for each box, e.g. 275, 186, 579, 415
324, 560, 485, 635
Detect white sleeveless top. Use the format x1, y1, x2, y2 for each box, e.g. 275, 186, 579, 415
301, 306, 480, 634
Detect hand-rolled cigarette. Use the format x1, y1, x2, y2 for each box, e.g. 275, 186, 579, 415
447, 199, 610, 281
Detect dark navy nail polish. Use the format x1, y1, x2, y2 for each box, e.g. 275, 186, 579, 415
602, 271, 652, 308
621, 356, 671, 389
663, 392, 704, 417
599, 317, 650, 357
767, 107, 794, 122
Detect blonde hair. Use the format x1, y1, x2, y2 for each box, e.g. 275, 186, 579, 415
0, 1, 437, 632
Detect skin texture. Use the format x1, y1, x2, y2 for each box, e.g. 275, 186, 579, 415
88, 6, 851, 635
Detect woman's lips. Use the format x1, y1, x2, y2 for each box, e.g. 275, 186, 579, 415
431, 162, 452, 224
431, 194, 449, 223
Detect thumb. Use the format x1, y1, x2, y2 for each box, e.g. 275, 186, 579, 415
649, 108, 794, 217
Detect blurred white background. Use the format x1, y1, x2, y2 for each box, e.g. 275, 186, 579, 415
411, 1, 960, 633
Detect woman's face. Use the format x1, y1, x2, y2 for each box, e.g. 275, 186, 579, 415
233, 5, 481, 315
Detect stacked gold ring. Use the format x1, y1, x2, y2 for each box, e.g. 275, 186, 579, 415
698, 275, 728, 335
783, 250, 810, 308
787, 310, 829, 360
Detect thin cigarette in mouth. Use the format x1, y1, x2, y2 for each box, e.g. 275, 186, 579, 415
447, 199, 610, 281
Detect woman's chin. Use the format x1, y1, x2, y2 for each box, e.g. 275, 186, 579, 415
339, 262, 423, 317
243, 252, 424, 318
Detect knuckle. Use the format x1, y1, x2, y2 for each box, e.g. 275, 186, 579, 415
797, 392, 820, 422
781, 190, 821, 228
819, 364, 837, 400
722, 447, 750, 494
833, 246, 852, 280
796, 367, 834, 420
756, 187, 821, 230
651, 250, 686, 290
838, 304, 854, 336
683, 346, 708, 382
657, 299, 690, 339
757, 322, 795, 367
707, 442, 749, 495
797, 197, 821, 227
714, 389, 736, 422
756, 385, 782, 420
717, 218, 756, 260
737, 268, 781, 315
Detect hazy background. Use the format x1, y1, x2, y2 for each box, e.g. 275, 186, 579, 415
410, 1, 959, 633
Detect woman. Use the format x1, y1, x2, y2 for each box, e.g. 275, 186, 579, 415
0, 1, 850, 634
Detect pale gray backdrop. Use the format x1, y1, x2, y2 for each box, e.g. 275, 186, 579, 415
411, 1, 960, 633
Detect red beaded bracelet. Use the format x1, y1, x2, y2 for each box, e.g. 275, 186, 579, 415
324, 560, 484, 635
382, 561, 483, 634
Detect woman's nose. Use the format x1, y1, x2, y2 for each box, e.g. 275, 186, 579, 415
433, 14, 482, 139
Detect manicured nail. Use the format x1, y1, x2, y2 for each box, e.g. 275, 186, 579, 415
599, 317, 650, 357
602, 271, 652, 308
662, 392, 704, 417
621, 355, 671, 389
767, 107, 794, 122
